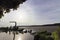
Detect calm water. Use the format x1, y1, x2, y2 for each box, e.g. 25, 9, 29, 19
0, 26, 58, 40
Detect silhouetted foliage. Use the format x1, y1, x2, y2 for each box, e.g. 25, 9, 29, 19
34, 31, 54, 40
52, 27, 60, 40
34, 34, 40, 40
57, 27, 60, 37
0, 27, 24, 34
0, 0, 26, 18
47, 37, 54, 40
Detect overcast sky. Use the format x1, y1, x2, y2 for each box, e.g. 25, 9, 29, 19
0, 0, 60, 27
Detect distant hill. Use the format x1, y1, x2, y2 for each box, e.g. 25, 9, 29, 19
17, 23, 60, 27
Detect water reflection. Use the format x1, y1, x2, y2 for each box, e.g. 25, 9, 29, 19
18, 37, 22, 40
15, 33, 34, 40
0, 33, 13, 40
16, 35, 22, 40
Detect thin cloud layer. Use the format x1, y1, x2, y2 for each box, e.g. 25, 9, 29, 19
0, 0, 60, 26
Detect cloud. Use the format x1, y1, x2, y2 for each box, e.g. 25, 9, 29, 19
0, 0, 60, 26
28, 0, 60, 24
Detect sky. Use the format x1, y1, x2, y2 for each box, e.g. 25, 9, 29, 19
0, 0, 60, 27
